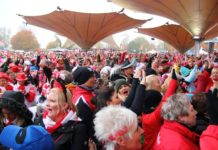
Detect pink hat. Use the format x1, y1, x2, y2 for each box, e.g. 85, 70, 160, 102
16, 73, 27, 81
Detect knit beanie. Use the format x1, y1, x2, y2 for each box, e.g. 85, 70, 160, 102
114, 79, 129, 93
73, 67, 94, 85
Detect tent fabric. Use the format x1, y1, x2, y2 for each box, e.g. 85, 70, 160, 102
23, 10, 146, 49
203, 25, 218, 41
138, 24, 194, 54
112, 0, 218, 39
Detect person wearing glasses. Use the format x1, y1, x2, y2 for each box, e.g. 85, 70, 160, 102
34, 84, 89, 150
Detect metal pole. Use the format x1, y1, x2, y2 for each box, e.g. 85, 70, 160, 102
194, 39, 201, 56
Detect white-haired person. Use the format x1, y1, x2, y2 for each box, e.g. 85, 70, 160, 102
146, 74, 162, 93
154, 93, 199, 150
94, 105, 144, 150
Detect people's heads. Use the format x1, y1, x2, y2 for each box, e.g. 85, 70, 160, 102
146, 75, 162, 92
2, 91, 25, 104
96, 87, 120, 111
211, 67, 218, 83
0, 72, 10, 87
191, 92, 207, 115
83, 57, 92, 66
100, 66, 111, 80
0, 91, 32, 125
16, 73, 27, 85
94, 105, 144, 150
188, 57, 195, 68
202, 60, 209, 69
114, 79, 130, 102
46, 87, 73, 121
162, 93, 197, 127
56, 58, 65, 70
121, 60, 134, 77
39, 59, 50, 68
29, 66, 38, 78
58, 70, 73, 84
73, 67, 96, 88
123, 67, 134, 77
143, 90, 162, 114
110, 65, 125, 81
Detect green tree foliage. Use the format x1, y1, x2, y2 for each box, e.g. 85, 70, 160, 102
62, 39, 76, 49
156, 41, 175, 52
127, 36, 150, 52
93, 42, 105, 49
11, 29, 39, 50
120, 36, 130, 50
0, 27, 11, 48
46, 35, 62, 49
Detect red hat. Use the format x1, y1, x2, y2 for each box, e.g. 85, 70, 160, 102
0, 72, 10, 80
9, 63, 20, 73
16, 73, 27, 81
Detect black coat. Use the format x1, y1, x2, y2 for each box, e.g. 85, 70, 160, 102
34, 117, 89, 150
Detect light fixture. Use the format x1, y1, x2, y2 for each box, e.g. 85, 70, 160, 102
193, 35, 200, 40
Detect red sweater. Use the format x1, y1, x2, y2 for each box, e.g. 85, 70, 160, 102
200, 125, 218, 150
154, 121, 199, 150
142, 79, 177, 150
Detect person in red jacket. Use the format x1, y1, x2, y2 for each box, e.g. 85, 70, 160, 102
201, 88, 218, 150
154, 93, 199, 150
72, 67, 97, 127
141, 69, 178, 150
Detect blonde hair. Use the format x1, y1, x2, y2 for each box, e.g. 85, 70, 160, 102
49, 88, 73, 113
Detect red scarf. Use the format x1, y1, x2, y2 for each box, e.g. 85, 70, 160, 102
43, 109, 80, 134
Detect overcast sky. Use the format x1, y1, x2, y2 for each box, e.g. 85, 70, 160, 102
0, 0, 174, 48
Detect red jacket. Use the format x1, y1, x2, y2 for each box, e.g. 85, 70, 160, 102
200, 125, 218, 150
72, 86, 96, 126
154, 121, 199, 150
142, 79, 177, 150
196, 70, 211, 92
72, 86, 96, 111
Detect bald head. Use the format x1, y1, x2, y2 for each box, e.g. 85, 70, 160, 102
146, 75, 162, 92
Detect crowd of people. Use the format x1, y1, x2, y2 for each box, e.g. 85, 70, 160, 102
0, 49, 217, 150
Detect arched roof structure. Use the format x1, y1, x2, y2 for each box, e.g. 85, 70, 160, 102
112, 0, 218, 39
138, 24, 194, 53
22, 10, 146, 49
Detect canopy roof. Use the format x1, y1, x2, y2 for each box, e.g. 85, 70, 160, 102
204, 26, 218, 41
23, 10, 146, 49
112, 0, 218, 39
138, 24, 194, 53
